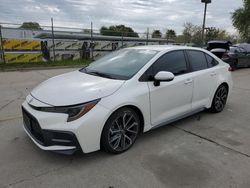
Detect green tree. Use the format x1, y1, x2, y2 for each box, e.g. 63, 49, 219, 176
152, 30, 162, 38
192, 26, 203, 46
165, 29, 176, 39
100, 25, 139, 37
19, 22, 42, 30
175, 35, 185, 43
205, 27, 220, 42
232, 0, 250, 42
182, 22, 202, 45
205, 27, 238, 43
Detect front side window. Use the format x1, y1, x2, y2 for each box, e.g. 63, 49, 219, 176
187, 50, 208, 71
81, 49, 158, 80
152, 51, 188, 76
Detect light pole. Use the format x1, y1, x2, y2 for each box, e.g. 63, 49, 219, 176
201, 0, 211, 46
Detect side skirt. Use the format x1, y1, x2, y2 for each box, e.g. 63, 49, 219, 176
149, 107, 206, 131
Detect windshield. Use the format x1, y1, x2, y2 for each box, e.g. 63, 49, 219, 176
80, 49, 158, 80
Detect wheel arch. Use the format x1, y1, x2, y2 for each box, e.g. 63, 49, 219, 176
99, 104, 145, 152
103, 105, 145, 134
207, 82, 230, 109
220, 82, 229, 91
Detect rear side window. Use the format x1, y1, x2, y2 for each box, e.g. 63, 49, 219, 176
153, 51, 188, 76
187, 50, 208, 71
205, 54, 219, 68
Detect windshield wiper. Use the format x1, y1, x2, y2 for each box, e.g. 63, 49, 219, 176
80, 68, 120, 79
87, 71, 114, 79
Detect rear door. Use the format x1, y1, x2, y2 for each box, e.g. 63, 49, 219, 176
148, 50, 193, 126
186, 50, 218, 109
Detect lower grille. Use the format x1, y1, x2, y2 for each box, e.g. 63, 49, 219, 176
22, 107, 81, 150
22, 107, 45, 145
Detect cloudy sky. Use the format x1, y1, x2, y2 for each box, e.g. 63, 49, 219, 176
0, 0, 243, 34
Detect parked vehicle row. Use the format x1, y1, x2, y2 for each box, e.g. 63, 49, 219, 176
207, 41, 250, 70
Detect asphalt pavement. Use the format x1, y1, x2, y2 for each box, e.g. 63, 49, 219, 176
0, 68, 250, 188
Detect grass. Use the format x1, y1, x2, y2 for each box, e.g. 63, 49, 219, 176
0, 59, 92, 71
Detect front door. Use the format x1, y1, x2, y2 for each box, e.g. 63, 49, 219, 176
148, 50, 193, 127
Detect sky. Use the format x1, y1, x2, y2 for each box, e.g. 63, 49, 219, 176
0, 0, 243, 34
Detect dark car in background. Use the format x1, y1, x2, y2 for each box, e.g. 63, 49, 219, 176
207, 41, 250, 70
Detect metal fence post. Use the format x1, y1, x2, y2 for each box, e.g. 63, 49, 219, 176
121, 31, 124, 48
91, 21, 94, 60
51, 18, 56, 62
0, 25, 6, 64
146, 28, 149, 45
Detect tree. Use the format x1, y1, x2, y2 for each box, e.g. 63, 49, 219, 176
182, 22, 194, 43
182, 22, 202, 45
232, 0, 250, 42
205, 27, 220, 42
165, 29, 176, 39
19, 22, 42, 30
175, 35, 186, 43
100, 25, 139, 37
178, 23, 236, 45
205, 27, 238, 43
192, 26, 203, 46
152, 30, 162, 38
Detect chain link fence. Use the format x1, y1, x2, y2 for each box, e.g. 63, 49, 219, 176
0, 22, 175, 64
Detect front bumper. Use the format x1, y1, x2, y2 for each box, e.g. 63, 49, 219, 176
22, 107, 81, 154
22, 99, 111, 154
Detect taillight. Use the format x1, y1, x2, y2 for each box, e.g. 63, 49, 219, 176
228, 67, 233, 71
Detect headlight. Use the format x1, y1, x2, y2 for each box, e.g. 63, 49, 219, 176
30, 99, 100, 122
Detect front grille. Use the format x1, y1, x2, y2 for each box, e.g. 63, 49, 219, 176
22, 107, 45, 145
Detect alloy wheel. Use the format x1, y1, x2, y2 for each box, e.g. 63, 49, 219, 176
214, 85, 228, 112
108, 111, 139, 152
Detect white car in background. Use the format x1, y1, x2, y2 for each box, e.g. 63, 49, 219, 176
22, 46, 233, 154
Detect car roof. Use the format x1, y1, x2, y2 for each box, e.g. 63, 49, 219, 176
207, 40, 231, 44
128, 45, 206, 52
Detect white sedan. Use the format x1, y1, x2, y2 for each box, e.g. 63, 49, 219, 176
22, 46, 233, 154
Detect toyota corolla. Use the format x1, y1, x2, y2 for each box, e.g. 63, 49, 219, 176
22, 46, 233, 154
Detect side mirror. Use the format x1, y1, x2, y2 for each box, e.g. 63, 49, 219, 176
154, 71, 175, 86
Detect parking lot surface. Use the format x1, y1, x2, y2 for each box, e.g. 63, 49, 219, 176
0, 68, 250, 188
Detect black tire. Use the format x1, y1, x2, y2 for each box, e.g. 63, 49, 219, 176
209, 85, 228, 113
230, 59, 238, 71
101, 107, 140, 154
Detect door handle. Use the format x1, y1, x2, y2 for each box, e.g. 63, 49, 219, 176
184, 79, 193, 84
210, 72, 217, 76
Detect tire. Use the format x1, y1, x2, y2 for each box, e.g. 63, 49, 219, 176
230, 59, 238, 71
101, 107, 140, 154
209, 85, 228, 113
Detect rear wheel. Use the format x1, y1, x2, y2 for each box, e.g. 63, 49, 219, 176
101, 107, 140, 154
210, 85, 228, 113
230, 59, 238, 71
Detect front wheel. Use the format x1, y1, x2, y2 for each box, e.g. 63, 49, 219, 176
209, 85, 228, 113
101, 107, 140, 154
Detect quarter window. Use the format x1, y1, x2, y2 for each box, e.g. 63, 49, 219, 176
187, 51, 208, 71
153, 51, 188, 76
205, 54, 219, 68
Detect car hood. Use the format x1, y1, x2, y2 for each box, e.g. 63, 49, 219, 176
31, 70, 125, 106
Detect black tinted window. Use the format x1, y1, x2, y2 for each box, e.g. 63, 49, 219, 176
153, 51, 188, 76
187, 51, 208, 71
205, 54, 219, 68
